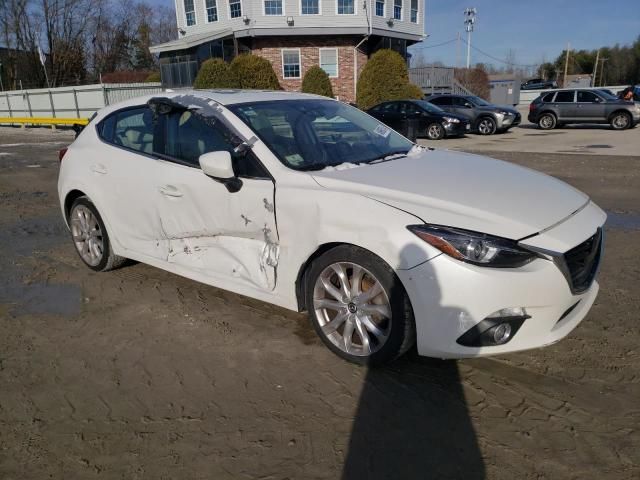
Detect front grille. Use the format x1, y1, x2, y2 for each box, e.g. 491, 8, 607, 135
563, 228, 603, 293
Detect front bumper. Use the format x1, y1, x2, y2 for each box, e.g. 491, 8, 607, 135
443, 121, 469, 137
497, 113, 521, 129
397, 254, 600, 358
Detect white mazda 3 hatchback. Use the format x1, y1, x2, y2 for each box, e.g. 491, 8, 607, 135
58, 90, 606, 365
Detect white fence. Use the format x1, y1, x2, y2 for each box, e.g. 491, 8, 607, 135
518, 84, 628, 106
0, 83, 164, 119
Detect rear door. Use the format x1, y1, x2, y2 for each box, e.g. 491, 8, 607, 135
152, 108, 279, 291
575, 90, 606, 121
552, 90, 577, 120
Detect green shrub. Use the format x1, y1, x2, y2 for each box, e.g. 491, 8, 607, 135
229, 54, 280, 90
144, 72, 161, 83
356, 49, 423, 109
301, 65, 334, 97
193, 58, 238, 88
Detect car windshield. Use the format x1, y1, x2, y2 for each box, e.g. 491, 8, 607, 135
414, 100, 445, 115
229, 100, 414, 171
466, 95, 491, 107
597, 89, 618, 100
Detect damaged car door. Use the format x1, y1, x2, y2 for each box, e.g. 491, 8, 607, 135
152, 107, 279, 291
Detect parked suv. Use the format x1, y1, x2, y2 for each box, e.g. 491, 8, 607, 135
425, 94, 521, 135
521, 78, 557, 90
528, 88, 640, 130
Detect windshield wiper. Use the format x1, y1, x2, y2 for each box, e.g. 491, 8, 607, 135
367, 151, 409, 165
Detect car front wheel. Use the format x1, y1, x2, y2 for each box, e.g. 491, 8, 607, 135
476, 117, 497, 135
69, 197, 126, 272
426, 122, 445, 140
538, 113, 556, 130
305, 245, 415, 365
610, 111, 631, 130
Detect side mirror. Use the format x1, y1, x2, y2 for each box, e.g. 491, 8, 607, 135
199, 151, 242, 193
463, 102, 473, 108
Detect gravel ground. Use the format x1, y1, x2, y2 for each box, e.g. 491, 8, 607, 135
1, 127, 639, 479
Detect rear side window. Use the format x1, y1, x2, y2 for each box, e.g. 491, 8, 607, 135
98, 107, 154, 154
429, 96, 451, 106
554, 91, 575, 103
542, 92, 556, 102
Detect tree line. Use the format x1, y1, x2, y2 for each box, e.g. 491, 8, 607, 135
0, 0, 176, 90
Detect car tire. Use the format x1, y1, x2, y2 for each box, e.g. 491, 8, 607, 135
305, 245, 415, 366
538, 113, 557, 130
69, 196, 126, 272
610, 111, 632, 130
476, 117, 497, 135
426, 122, 445, 140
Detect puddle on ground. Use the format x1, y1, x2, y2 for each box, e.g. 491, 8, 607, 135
584, 144, 612, 149
605, 211, 640, 231
0, 283, 81, 316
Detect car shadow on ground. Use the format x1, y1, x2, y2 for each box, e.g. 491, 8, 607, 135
342, 244, 485, 480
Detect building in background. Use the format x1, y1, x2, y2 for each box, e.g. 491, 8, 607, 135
150, 0, 425, 101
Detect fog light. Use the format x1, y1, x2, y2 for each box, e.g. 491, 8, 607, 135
491, 323, 512, 344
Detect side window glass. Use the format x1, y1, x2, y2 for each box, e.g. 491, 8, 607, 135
381, 103, 398, 113
431, 96, 451, 106
403, 102, 420, 115
164, 111, 269, 178
577, 91, 598, 102
98, 115, 116, 142
112, 107, 155, 153
542, 92, 555, 102
555, 91, 575, 103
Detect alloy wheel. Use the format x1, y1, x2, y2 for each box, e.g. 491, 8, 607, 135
539, 115, 554, 129
313, 262, 392, 357
70, 205, 104, 267
427, 124, 443, 140
478, 118, 495, 135
612, 113, 630, 129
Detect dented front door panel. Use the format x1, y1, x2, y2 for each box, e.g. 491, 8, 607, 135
155, 160, 279, 291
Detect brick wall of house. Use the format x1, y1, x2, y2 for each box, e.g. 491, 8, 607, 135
251, 36, 368, 103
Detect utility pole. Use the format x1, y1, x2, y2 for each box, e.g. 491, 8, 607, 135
463, 8, 476, 69
600, 58, 608, 87
592, 49, 600, 87
456, 31, 461, 68
562, 42, 570, 87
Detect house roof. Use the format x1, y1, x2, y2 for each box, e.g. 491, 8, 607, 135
149, 28, 233, 54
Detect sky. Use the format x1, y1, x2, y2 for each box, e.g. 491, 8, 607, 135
416, 0, 640, 68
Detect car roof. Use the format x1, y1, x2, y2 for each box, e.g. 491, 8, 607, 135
97, 89, 331, 116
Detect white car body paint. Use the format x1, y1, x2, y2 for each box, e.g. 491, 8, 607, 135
58, 90, 606, 358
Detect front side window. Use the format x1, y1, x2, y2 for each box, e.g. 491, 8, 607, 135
205, 0, 218, 22
184, 0, 196, 26
393, 0, 401, 20
337, 0, 354, 15
410, 0, 418, 22
429, 96, 451, 106
577, 91, 600, 102
100, 107, 155, 154
264, 0, 283, 15
229, 100, 414, 171
282, 49, 301, 78
555, 91, 575, 103
319, 48, 338, 78
301, 0, 319, 14
229, 0, 242, 18
375, 0, 384, 16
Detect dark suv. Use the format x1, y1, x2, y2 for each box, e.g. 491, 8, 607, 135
521, 78, 557, 90
425, 94, 521, 135
528, 89, 640, 130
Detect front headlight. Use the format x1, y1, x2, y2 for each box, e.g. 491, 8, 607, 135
443, 116, 460, 123
407, 225, 538, 268
498, 111, 513, 116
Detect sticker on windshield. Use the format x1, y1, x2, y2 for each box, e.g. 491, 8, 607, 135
285, 154, 304, 165
373, 124, 391, 138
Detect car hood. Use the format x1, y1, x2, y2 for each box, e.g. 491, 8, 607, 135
311, 149, 588, 240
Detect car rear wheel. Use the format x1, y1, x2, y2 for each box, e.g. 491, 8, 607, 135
305, 245, 415, 365
538, 113, 557, 130
426, 122, 445, 140
610, 111, 631, 130
69, 197, 126, 272
477, 117, 497, 135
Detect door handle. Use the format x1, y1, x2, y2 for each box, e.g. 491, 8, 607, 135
159, 185, 183, 197
91, 164, 107, 174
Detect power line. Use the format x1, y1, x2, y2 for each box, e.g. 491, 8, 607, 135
412, 38, 459, 50
460, 37, 540, 68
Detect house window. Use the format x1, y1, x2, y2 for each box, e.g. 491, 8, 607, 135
264, 0, 283, 15
337, 0, 354, 14
229, 0, 242, 18
393, 0, 401, 20
410, 0, 418, 22
319, 48, 338, 78
184, 0, 196, 25
301, 0, 319, 14
282, 49, 301, 78
375, 0, 384, 16
205, 0, 218, 22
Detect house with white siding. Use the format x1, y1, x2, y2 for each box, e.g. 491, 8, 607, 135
149, 0, 425, 102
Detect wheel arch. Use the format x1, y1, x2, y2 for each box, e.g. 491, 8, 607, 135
608, 109, 632, 122
64, 189, 87, 222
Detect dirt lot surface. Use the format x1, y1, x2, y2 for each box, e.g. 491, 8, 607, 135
1, 126, 639, 480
